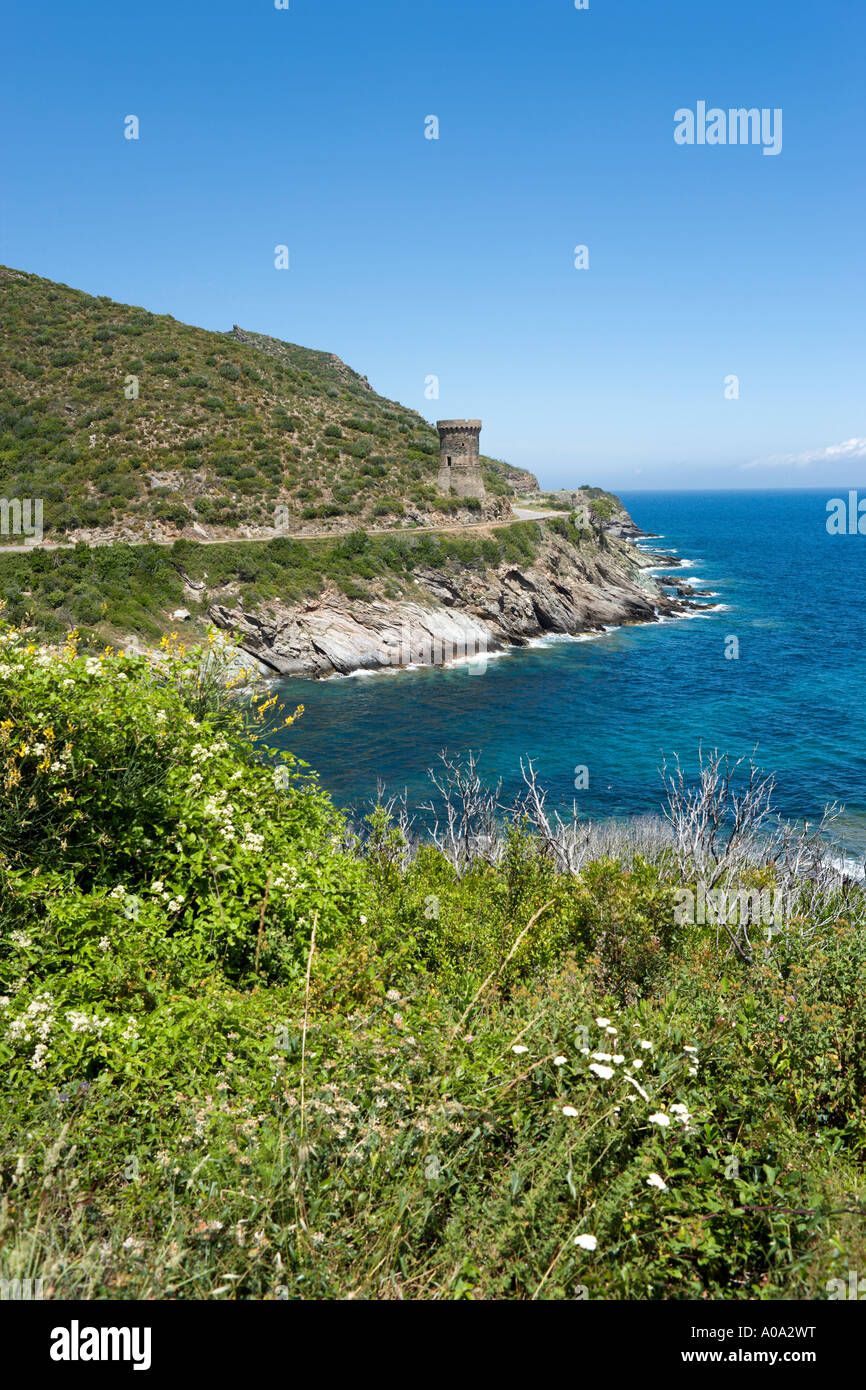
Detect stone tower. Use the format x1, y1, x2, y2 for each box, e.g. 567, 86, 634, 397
436, 420, 486, 501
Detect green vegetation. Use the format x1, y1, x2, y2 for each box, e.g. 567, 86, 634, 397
588, 495, 618, 523
480, 455, 527, 497
0, 626, 863, 1300
0, 267, 525, 539
0, 523, 543, 647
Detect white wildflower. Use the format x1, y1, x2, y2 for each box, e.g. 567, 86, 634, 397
589, 1063, 614, 1080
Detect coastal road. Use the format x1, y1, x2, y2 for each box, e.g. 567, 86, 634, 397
0, 506, 565, 555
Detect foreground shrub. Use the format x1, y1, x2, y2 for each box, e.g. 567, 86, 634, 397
0, 624, 371, 985
0, 623, 864, 1300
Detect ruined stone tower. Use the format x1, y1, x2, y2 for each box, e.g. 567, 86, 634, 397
436, 420, 486, 501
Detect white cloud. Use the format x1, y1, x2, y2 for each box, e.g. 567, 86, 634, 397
742, 437, 866, 470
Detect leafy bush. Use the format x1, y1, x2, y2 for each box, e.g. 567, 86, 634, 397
0, 625, 370, 990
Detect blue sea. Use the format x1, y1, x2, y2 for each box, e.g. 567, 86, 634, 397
270, 489, 866, 857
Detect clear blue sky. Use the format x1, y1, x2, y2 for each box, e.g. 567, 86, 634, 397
2, 0, 864, 489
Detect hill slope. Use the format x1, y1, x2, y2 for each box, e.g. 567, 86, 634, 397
0, 267, 523, 541
0, 267, 701, 671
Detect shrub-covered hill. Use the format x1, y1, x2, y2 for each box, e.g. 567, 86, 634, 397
0, 266, 528, 541
1, 625, 864, 1300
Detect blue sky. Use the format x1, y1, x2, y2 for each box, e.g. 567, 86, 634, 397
2, 0, 864, 490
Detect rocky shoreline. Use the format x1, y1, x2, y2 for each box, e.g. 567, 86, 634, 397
208, 521, 711, 681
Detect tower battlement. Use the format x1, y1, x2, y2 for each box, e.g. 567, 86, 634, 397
436, 419, 486, 501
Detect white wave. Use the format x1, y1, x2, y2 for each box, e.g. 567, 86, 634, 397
327, 664, 393, 680
446, 646, 509, 668
526, 631, 602, 648
679, 603, 728, 619
827, 853, 865, 882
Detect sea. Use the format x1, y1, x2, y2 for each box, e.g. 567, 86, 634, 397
269, 489, 866, 860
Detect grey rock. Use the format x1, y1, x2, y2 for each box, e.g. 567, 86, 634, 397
207, 523, 693, 681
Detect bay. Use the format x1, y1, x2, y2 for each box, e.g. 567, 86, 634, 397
269, 488, 866, 856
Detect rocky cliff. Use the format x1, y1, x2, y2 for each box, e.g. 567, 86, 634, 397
208, 522, 699, 679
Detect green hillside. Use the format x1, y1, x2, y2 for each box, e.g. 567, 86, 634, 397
0, 267, 525, 540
